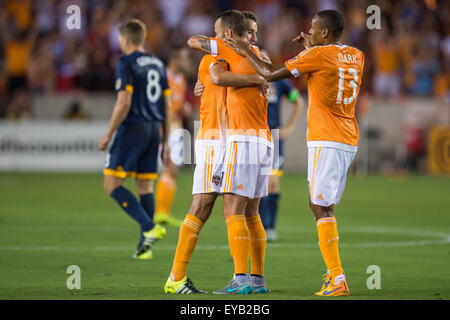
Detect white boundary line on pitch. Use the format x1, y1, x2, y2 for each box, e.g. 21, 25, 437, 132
0, 226, 448, 251
1, 239, 449, 252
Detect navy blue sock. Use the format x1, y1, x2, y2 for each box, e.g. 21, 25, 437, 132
140, 193, 155, 221
267, 193, 280, 229
138, 193, 155, 248
110, 186, 154, 233
258, 196, 271, 229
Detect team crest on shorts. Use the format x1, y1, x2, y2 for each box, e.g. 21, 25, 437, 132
212, 174, 222, 186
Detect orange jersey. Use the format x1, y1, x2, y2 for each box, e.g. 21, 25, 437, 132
197, 54, 228, 140
166, 68, 186, 117
285, 44, 364, 148
210, 38, 271, 143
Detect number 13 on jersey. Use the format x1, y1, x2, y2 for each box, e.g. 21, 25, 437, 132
337, 67, 358, 105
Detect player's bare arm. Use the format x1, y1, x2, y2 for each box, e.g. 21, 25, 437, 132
224, 38, 292, 82
209, 64, 269, 90
187, 36, 211, 53
259, 50, 272, 64
98, 90, 132, 151
161, 94, 172, 167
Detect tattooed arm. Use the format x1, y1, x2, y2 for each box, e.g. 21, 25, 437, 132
187, 36, 211, 53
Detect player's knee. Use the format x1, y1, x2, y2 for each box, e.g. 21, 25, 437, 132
189, 194, 216, 222
309, 201, 334, 220
244, 198, 260, 217
244, 208, 259, 218
135, 180, 154, 195
103, 180, 115, 195
103, 177, 122, 195
222, 200, 236, 219
196, 206, 213, 222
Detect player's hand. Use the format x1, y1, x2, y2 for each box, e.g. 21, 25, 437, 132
161, 142, 172, 167
292, 32, 312, 49
256, 75, 270, 96
279, 125, 295, 140
224, 38, 248, 57
194, 79, 204, 97
259, 50, 272, 63
98, 133, 112, 151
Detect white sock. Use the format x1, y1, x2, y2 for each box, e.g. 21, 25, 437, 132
334, 274, 346, 285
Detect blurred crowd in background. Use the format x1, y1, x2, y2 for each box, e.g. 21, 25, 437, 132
0, 0, 448, 173
1, 0, 449, 104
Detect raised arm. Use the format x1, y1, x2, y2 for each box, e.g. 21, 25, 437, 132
224, 38, 292, 82
187, 36, 211, 53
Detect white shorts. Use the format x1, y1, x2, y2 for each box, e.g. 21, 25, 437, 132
192, 139, 227, 194
221, 140, 273, 199
308, 146, 356, 207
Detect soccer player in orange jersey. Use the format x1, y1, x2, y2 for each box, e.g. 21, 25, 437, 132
240, 12, 305, 243
187, 11, 272, 294
164, 11, 269, 294
187, 10, 274, 294
154, 48, 192, 227
226, 10, 365, 296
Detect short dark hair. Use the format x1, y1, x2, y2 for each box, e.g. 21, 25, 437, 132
215, 10, 246, 37
119, 19, 147, 46
317, 10, 345, 39
241, 11, 258, 23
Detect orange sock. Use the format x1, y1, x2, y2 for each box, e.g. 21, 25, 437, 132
245, 215, 266, 276
155, 173, 176, 216
170, 214, 204, 281
226, 215, 250, 274
316, 217, 343, 279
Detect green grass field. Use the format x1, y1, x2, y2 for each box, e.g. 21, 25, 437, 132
0, 170, 449, 300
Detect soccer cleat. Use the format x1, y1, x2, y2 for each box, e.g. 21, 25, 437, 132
143, 223, 166, 243
132, 249, 153, 260
314, 273, 332, 295
154, 213, 183, 227
315, 278, 349, 297
249, 276, 270, 294
250, 284, 270, 294
164, 276, 207, 294
213, 278, 252, 295
133, 224, 166, 260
